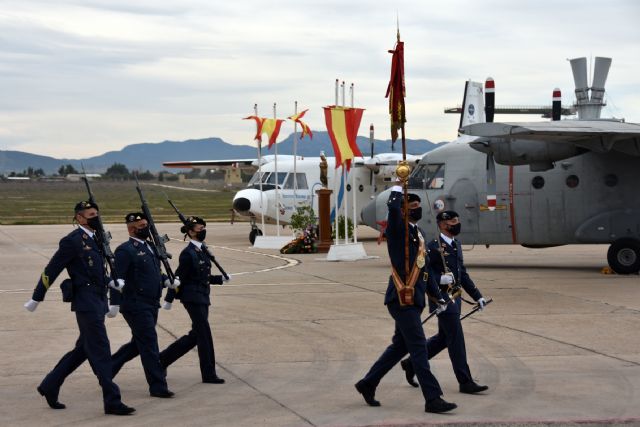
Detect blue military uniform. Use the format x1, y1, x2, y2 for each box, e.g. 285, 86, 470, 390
33, 226, 123, 410
160, 241, 224, 382
359, 190, 448, 404
110, 237, 170, 395
426, 235, 483, 385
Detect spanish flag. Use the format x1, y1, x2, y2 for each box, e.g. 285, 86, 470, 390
243, 116, 285, 149
288, 109, 313, 141
386, 31, 405, 146
323, 106, 364, 170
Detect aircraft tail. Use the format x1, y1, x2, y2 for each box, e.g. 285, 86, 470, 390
458, 81, 486, 135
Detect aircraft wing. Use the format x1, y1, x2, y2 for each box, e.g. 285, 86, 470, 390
460, 121, 640, 155
162, 159, 257, 169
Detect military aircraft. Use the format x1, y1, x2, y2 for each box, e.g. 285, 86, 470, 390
361, 57, 640, 274
164, 152, 421, 243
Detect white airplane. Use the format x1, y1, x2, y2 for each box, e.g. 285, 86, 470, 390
163, 152, 421, 243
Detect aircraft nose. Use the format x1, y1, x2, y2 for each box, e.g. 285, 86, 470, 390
233, 197, 251, 213
361, 199, 378, 229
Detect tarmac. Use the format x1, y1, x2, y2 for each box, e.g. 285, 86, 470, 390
1, 222, 639, 427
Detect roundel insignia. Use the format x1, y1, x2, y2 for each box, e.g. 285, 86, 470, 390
434, 199, 445, 211
468, 104, 475, 116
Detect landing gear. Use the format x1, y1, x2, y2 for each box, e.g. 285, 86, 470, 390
607, 238, 640, 274
248, 216, 263, 245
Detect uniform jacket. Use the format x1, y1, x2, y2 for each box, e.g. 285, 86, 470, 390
111, 238, 164, 310
384, 190, 443, 308
427, 236, 483, 315
165, 242, 223, 306
31, 228, 109, 313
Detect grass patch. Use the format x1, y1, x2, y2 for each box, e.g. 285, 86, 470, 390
0, 181, 238, 225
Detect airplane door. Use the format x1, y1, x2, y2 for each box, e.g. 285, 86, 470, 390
448, 178, 480, 241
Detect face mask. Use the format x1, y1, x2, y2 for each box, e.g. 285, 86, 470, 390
85, 216, 102, 231
135, 226, 150, 239
448, 223, 461, 236
408, 207, 422, 222
194, 229, 207, 242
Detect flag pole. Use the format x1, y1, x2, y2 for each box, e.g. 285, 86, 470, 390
341, 81, 348, 244
255, 103, 266, 237
273, 102, 280, 236
293, 100, 298, 204
351, 83, 358, 244
333, 78, 339, 245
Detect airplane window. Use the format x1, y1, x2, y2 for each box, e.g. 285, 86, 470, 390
604, 174, 618, 187
408, 164, 444, 190
283, 173, 308, 190
566, 175, 579, 188
265, 172, 287, 185
346, 184, 351, 192
532, 176, 545, 189
359, 184, 364, 192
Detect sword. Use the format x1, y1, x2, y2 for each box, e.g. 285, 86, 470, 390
460, 297, 493, 321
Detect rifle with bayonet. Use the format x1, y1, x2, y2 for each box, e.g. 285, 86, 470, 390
166, 197, 230, 280
81, 169, 121, 289
134, 175, 176, 285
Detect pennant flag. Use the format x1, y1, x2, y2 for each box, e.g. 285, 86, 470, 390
288, 109, 313, 140
242, 116, 284, 148
385, 30, 405, 149
323, 106, 364, 170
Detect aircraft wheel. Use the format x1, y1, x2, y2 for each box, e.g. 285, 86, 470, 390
607, 238, 640, 274
249, 228, 263, 245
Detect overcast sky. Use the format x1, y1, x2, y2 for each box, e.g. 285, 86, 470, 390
1, 0, 639, 158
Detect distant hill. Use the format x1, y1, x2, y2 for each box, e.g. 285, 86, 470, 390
0, 131, 440, 174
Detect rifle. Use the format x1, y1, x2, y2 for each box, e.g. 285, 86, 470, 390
80, 170, 119, 285
134, 175, 176, 284
166, 197, 230, 280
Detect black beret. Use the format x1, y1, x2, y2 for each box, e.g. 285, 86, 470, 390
401, 193, 421, 206
180, 215, 206, 233
436, 210, 459, 222
74, 200, 99, 213
125, 212, 147, 223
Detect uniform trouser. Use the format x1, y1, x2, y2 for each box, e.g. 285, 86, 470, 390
159, 302, 218, 381
38, 310, 122, 409
111, 306, 168, 394
426, 313, 473, 385
362, 303, 443, 402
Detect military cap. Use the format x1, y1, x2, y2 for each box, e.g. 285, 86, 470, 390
125, 212, 147, 223
401, 193, 421, 207
436, 210, 459, 222
180, 215, 206, 233
74, 200, 99, 213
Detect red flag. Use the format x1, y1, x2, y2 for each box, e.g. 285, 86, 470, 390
288, 109, 313, 140
323, 106, 364, 170
385, 32, 405, 145
243, 116, 284, 148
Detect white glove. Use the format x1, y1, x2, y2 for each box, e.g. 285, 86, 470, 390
162, 302, 172, 310
24, 299, 39, 312
108, 279, 125, 291
440, 273, 454, 285
164, 276, 180, 290
222, 274, 231, 283
391, 185, 403, 193
106, 305, 119, 318
435, 298, 448, 314
477, 297, 487, 311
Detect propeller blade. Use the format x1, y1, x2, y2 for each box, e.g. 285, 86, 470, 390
486, 153, 497, 211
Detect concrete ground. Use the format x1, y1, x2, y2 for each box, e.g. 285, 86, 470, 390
0, 223, 639, 427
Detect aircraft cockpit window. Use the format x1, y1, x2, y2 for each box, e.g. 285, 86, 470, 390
248, 172, 286, 190
283, 173, 308, 190
265, 172, 287, 188
408, 164, 445, 190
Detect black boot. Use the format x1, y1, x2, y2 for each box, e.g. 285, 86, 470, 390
459, 381, 489, 394
400, 358, 419, 388
37, 386, 65, 410
354, 380, 380, 407
425, 397, 457, 413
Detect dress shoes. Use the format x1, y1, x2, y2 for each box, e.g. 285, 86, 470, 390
400, 358, 419, 388
150, 390, 175, 398
459, 381, 489, 394
354, 380, 380, 407
37, 386, 65, 409
425, 397, 457, 413
203, 377, 225, 384
104, 403, 136, 415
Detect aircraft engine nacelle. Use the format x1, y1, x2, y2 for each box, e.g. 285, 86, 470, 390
471, 138, 587, 171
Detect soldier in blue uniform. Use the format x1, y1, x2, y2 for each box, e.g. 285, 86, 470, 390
159, 216, 227, 384
109, 213, 178, 398
400, 210, 489, 394
354, 186, 458, 414
23, 201, 135, 416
